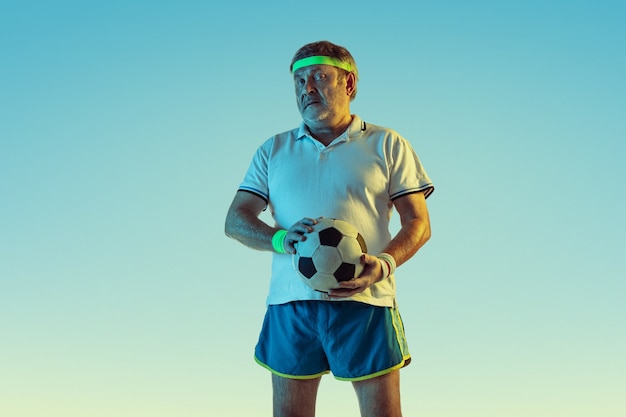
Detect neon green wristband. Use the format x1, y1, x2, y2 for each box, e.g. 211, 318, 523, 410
271, 230, 288, 254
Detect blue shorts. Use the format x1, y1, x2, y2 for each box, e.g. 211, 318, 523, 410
254, 300, 411, 381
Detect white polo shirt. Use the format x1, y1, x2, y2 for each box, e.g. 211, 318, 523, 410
239, 115, 433, 307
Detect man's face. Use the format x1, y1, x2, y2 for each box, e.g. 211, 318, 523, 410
293, 64, 352, 129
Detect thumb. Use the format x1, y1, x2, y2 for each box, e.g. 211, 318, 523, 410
360, 253, 377, 265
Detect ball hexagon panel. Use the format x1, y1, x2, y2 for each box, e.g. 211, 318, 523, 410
311, 245, 342, 273
336, 236, 362, 261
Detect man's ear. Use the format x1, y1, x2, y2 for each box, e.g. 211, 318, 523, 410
345, 72, 356, 96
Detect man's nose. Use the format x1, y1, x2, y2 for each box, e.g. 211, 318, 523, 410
302, 77, 317, 94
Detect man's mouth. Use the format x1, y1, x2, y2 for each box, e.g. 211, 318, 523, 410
303, 100, 320, 109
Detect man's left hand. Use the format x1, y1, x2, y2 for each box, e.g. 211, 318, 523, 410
327, 253, 384, 298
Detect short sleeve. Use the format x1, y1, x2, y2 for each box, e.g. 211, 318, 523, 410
388, 135, 434, 200
238, 138, 272, 202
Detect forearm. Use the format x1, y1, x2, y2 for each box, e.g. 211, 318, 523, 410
382, 217, 431, 267
224, 192, 279, 252
331, 216, 430, 297
225, 207, 277, 251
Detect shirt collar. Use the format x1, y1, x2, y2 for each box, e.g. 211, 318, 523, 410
296, 115, 364, 144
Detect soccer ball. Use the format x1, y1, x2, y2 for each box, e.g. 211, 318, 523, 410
293, 218, 368, 292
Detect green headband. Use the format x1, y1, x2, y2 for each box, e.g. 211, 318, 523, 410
291, 56, 353, 73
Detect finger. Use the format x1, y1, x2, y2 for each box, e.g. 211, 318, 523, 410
288, 231, 307, 244
360, 252, 378, 265
336, 279, 360, 289
328, 287, 362, 298
290, 222, 313, 234
301, 217, 318, 226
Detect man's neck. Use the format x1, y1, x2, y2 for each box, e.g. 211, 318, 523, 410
308, 115, 353, 146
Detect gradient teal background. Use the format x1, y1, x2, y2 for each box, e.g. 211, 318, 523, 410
1, 1, 624, 416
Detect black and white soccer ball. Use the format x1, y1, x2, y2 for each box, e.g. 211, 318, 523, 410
293, 218, 368, 292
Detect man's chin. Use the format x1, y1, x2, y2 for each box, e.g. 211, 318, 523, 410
301, 108, 329, 124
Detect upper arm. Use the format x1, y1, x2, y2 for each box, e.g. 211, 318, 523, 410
393, 191, 430, 228
384, 191, 432, 265
224, 191, 268, 237
227, 190, 267, 217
